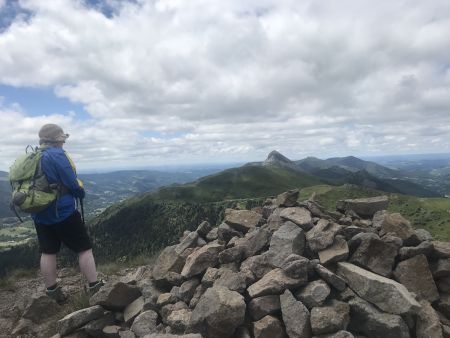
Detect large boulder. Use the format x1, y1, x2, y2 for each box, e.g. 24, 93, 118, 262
280, 289, 311, 338
187, 286, 246, 338
131, 310, 158, 337
432, 241, 450, 258
90, 282, 142, 311
306, 220, 342, 252
318, 236, 349, 265
248, 295, 281, 321
296, 280, 331, 309
310, 300, 350, 336
393, 254, 440, 303
337, 262, 421, 315
152, 245, 187, 283
279, 207, 313, 231
350, 235, 399, 277
267, 221, 305, 267
275, 189, 299, 207
252, 315, 285, 338
224, 209, 262, 233
379, 213, 420, 246
416, 300, 444, 338
314, 264, 347, 291
348, 296, 410, 338
398, 241, 434, 261
181, 242, 225, 278
336, 196, 389, 218
247, 268, 307, 298
235, 227, 271, 259
240, 254, 274, 280
22, 294, 61, 323
58, 305, 104, 336
431, 258, 450, 278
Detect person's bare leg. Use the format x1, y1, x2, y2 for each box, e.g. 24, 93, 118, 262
78, 249, 98, 283
40, 253, 57, 288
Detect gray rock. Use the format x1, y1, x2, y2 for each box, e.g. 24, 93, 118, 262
296, 280, 331, 309
336, 196, 389, 218
337, 262, 421, 315
206, 227, 219, 242
181, 242, 225, 278
189, 284, 207, 308
350, 235, 398, 277
102, 325, 122, 337
310, 300, 350, 335
224, 209, 262, 233
338, 226, 377, 241
218, 246, 245, 264
437, 294, 450, 318
313, 331, 354, 338
247, 268, 307, 298
187, 286, 246, 338
240, 254, 274, 280
437, 277, 450, 293
393, 254, 440, 302
347, 232, 379, 254
416, 300, 443, 338
202, 267, 222, 287
431, 258, 450, 278
152, 245, 187, 283
348, 296, 410, 338
275, 189, 299, 207
280, 289, 311, 338
143, 334, 202, 338
280, 254, 309, 279
82, 312, 116, 337
280, 207, 313, 231
314, 264, 347, 291
248, 295, 281, 321
318, 236, 349, 265
443, 325, 450, 338
213, 270, 247, 293
197, 221, 212, 237
218, 223, 243, 243
22, 294, 61, 323
432, 241, 450, 258
124, 296, 145, 324
161, 301, 188, 325
267, 221, 305, 267
58, 305, 104, 336
176, 278, 200, 304
415, 229, 433, 242
177, 232, 199, 254
166, 308, 192, 333
306, 219, 342, 252
131, 310, 158, 337
119, 331, 136, 338
398, 241, 434, 260
234, 326, 252, 338
379, 213, 420, 246
253, 315, 286, 338
236, 227, 271, 259
157, 293, 178, 307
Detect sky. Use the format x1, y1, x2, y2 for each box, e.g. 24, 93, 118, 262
0, 0, 449, 171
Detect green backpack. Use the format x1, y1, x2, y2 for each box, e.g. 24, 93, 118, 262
9, 146, 59, 215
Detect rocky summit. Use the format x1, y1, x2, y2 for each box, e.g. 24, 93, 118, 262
2, 190, 450, 338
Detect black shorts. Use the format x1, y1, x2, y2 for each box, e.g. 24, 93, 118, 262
34, 211, 92, 254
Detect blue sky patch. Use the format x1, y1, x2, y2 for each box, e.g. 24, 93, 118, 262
0, 84, 90, 119
0, 0, 33, 32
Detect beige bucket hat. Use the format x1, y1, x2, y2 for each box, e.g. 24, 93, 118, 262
38, 124, 70, 143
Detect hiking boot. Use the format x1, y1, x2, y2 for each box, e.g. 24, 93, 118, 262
46, 286, 67, 304
87, 280, 104, 296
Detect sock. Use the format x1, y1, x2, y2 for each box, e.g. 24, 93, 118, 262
46, 283, 58, 291
88, 280, 99, 287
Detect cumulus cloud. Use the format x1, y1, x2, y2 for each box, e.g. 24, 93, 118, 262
0, 0, 449, 170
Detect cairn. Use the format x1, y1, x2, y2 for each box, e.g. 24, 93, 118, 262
30, 190, 450, 337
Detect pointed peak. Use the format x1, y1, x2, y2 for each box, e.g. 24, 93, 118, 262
264, 150, 292, 165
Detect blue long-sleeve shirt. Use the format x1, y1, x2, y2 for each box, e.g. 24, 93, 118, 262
32, 146, 84, 225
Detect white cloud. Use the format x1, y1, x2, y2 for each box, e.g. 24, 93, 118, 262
0, 0, 450, 170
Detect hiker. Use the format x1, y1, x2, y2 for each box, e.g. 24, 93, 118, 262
31, 123, 103, 302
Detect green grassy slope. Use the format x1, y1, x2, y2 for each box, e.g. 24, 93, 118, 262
300, 184, 450, 241
152, 164, 326, 203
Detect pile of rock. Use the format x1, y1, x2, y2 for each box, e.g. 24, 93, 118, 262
53, 190, 450, 338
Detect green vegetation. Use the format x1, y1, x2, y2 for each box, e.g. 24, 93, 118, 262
153, 164, 325, 202
0, 267, 38, 290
